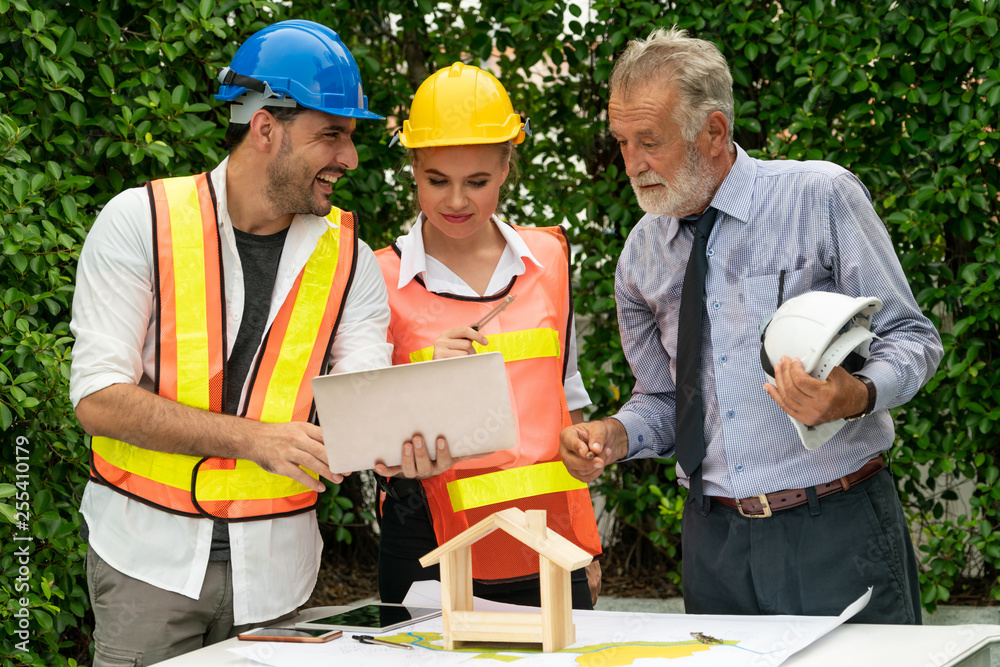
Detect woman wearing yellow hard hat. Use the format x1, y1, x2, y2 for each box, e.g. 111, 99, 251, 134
373, 62, 602, 608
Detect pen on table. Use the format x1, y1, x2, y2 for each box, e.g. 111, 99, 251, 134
470, 294, 516, 331
352, 634, 413, 650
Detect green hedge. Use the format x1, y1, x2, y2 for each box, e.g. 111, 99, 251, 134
2, 0, 998, 664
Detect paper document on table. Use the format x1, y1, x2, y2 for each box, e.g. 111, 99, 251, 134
229, 588, 872, 667
781, 587, 872, 662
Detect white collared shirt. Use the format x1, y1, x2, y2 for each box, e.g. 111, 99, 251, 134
393, 215, 591, 411
70, 158, 393, 623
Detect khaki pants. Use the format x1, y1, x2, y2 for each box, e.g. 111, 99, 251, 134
86, 548, 296, 666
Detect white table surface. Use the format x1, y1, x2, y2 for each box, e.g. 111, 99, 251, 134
157, 606, 1000, 667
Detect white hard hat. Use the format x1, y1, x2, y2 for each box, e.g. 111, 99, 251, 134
760, 291, 882, 450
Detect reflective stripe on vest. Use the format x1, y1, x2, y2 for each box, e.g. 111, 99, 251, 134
408, 327, 561, 365
152, 174, 225, 410
90, 174, 356, 521
376, 223, 601, 581
446, 460, 587, 512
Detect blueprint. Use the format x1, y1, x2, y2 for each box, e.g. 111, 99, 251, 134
229, 587, 871, 667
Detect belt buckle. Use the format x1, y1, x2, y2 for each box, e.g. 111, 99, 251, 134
737, 494, 772, 518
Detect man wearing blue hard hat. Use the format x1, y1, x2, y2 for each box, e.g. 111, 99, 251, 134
69, 20, 391, 664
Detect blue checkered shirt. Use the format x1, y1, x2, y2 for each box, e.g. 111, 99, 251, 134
613, 144, 943, 497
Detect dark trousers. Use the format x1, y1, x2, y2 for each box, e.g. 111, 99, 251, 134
378, 490, 593, 609
682, 468, 921, 624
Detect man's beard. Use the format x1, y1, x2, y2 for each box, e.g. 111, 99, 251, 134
264, 135, 340, 218
630, 143, 717, 218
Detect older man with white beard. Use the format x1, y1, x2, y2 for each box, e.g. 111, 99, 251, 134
559, 27, 942, 624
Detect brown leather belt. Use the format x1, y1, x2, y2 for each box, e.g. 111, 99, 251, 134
710, 456, 885, 518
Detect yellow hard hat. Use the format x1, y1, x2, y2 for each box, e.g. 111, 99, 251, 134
399, 62, 527, 148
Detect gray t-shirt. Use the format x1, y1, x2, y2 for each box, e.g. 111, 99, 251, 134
210, 225, 288, 560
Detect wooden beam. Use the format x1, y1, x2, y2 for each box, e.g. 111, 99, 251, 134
525, 509, 547, 538
440, 546, 473, 650
493, 512, 593, 571
449, 611, 544, 644
539, 555, 575, 652
419, 509, 521, 567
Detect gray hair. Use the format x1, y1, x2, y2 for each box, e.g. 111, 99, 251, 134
609, 27, 735, 148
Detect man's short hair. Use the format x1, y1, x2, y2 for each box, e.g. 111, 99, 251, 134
224, 104, 309, 150
610, 27, 735, 148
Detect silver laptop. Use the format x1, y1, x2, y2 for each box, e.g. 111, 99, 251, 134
311, 352, 516, 474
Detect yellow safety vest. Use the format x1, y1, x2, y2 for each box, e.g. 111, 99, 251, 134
375, 224, 601, 581
90, 172, 357, 521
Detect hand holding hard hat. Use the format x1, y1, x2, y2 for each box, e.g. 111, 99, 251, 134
759, 291, 882, 450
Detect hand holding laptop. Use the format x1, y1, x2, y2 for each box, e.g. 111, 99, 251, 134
369, 301, 517, 480
373, 434, 453, 479
373, 433, 493, 479
312, 352, 517, 476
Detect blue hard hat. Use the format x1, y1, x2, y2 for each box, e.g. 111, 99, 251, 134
215, 20, 383, 120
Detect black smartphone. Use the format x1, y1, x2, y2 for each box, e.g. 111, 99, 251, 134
236, 626, 343, 643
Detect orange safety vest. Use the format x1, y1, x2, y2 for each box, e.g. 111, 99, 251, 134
89, 172, 357, 521
376, 224, 601, 582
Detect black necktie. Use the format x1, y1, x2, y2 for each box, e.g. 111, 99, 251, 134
675, 207, 718, 509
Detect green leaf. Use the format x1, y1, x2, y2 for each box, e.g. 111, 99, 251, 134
37, 34, 57, 53
69, 101, 86, 126
13, 371, 38, 384
0, 484, 15, 499
953, 10, 982, 29
96, 14, 121, 41
199, 0, 212, 19
0, 502, 16, 524
960, 263, 983, 283
901, 63, 916, 84
98, 63, 115, 88
953, 316, 976, 337
13, 178, 28, 204
62, 195, 79, 220
176, 69, 198, 92
34, 489, 52, 514
56, 26, 77, 58
960, 218, 976, 241
32, 609, 54, 631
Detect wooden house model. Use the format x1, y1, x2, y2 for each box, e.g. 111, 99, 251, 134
418, 507, 593, 652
